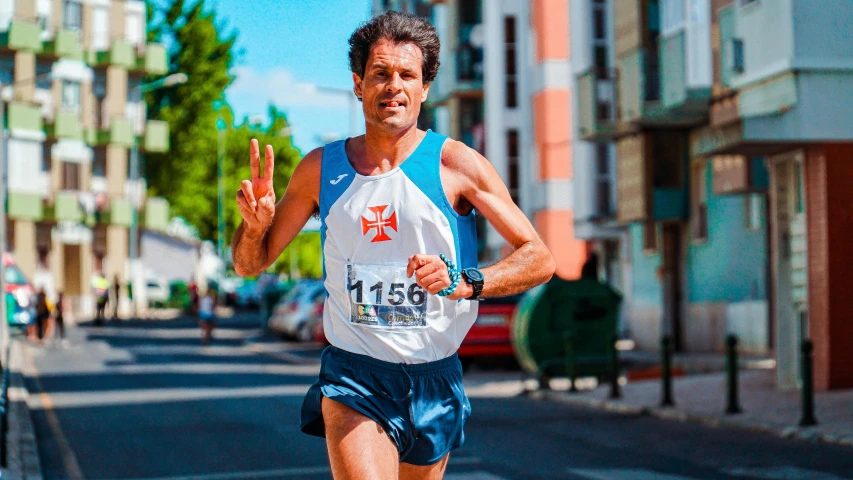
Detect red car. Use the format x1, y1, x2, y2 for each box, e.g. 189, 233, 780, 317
458, 295, 522, 368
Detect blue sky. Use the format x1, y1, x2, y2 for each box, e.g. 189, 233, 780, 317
214, 0, 371, 154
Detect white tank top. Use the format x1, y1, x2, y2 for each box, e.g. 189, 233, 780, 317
319, 131, 479, 363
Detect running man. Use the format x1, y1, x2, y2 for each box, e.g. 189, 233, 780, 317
231, 11, 555, 479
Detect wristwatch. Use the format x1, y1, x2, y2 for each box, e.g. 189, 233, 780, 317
461, 268, 484, 300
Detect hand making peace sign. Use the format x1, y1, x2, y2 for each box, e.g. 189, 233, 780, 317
236, 139, 276, 233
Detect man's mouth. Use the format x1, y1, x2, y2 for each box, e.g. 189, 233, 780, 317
380, 100, 404, 108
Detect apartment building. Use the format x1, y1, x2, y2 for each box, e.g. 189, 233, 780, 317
1, 0, 171, 318
375, 0, 590, 277
576, 0, 853, 391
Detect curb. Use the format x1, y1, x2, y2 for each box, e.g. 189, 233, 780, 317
3, 341, 43, 480
530, 390, 853, 449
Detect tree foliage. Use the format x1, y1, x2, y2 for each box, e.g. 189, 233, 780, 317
145, 1, 318, 277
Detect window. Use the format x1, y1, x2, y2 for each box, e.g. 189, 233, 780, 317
93, 147, 107, 177
593, 0, 607, 40
506, 130, 519, 205
62, 1, 82, 32
125, 10, 143, 46
35, 61, 51, 90
595, 145, 612, 216
92, 5, 110, 51
42, 142, 52, 173
692, 161, 708, 240
504, 16, 518, 109
745, 193, 763, 230
793, 161, 805, 214
661, 0, 685, 33
0, 55, 13, 86
62, 162, 81, 191
61, 80, 80, 111
37, 0, 52, 34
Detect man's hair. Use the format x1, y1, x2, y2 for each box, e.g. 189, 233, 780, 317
348, 11, 440, 84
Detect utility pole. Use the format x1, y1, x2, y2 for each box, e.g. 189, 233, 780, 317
128, 73, 188, 316
0, 96, 8, 359
217, 117, 226, 259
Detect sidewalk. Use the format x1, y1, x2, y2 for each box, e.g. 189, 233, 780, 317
531, 366, 853, 448
3, 340, 43, 480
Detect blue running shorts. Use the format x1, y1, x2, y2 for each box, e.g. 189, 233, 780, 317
301, 345, 472, 466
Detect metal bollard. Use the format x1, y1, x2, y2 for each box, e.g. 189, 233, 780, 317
610, 336, 622, 399
661, 335, 675, 407
725, 334, 742, 414
799, 340, 818, 427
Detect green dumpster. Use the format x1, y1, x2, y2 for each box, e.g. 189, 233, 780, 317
512, 277, 622, 389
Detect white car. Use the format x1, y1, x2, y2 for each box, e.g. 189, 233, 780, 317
146, 277, 170, 306
268, 281, 325, 341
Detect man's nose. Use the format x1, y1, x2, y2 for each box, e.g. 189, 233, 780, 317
385, 72, 403, 91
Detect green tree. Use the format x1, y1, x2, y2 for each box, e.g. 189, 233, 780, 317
144, 0, 236, 240
221, 106, 320, 278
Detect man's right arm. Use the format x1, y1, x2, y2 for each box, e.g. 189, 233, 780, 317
231, 147, 322, 276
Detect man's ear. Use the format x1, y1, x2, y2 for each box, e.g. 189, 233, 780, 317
353, 73, 363, 100
421, 83, 430, 103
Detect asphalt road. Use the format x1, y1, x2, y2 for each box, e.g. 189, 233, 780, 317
20, 312, 853, 480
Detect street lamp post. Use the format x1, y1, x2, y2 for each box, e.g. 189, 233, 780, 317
128, 73, 188, 317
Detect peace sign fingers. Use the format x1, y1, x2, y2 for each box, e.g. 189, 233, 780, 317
263, 144, 274, 186
250, 138, 261, 180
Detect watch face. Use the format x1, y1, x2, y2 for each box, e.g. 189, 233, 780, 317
465, 268, 484, 282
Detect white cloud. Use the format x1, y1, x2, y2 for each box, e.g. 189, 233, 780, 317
229, 66, 354, 109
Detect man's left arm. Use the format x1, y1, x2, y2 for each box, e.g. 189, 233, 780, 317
409, 142, 556, 300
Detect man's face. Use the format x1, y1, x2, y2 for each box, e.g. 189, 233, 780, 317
354, 38, 430, 132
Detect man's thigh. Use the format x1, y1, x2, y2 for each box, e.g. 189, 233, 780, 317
400, 455, 449, 480
321, 396, 399, 479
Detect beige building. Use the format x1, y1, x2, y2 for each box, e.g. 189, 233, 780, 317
1, 0, 171, 319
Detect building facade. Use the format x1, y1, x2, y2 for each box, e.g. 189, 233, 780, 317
375, 0, 591, 278
1, 0, 171, 319
577, 0, 853, 391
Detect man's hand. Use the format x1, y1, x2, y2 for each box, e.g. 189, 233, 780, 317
407, 254, 473, 300
236, 139, 276, 234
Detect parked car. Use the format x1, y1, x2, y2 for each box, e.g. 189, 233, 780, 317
4, 253, 36, 327
458, 294, 523, 370
268, 280, 325, 341
146, 277, 170, 307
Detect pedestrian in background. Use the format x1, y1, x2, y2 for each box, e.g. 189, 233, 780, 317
199, 288, 217, 345
34, 288, 49, 343
111, 275, 122, 321
54, 292, 67, 346
92, 271, 109, 326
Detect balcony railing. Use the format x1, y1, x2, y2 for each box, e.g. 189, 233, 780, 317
455, 44, 483, 83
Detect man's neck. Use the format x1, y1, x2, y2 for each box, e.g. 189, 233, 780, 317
353, 126, 425, 172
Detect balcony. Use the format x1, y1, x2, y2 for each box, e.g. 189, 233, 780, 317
7, 102, 43, 131
108, 198, 133, 227
89, 117, 134, 147
132, 43, 168, 75
90, 39, 136, 69
618, 47, 663, 125
45, 110, 83, 140
616, 131, 688, 223
0, 20, 43, 52
144, 197, 170, 232
6, 192, 43, 220
143, 120, 169, 152
577, 68, 620, 141
711, 155, 769, 195
53, 191, 84, 222
42, 29, 83, 60
658, 31, 710, 125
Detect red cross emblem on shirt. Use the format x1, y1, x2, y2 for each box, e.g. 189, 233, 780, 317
361, 205, 398, 242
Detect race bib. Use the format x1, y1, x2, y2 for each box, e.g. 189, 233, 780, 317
347, 263, 428, 328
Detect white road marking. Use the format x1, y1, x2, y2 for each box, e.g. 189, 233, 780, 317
96, 458, 486, 480
445, 473, 508, 480
570, 468, 701, 480
725, 466, 852, 480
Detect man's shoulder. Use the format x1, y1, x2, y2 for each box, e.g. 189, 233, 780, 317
439, 137, 488, 180
439, 137, 479, 171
